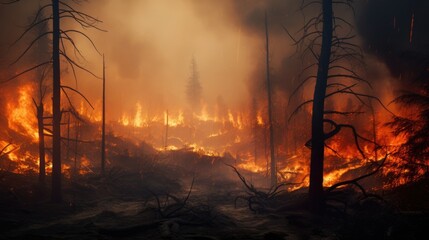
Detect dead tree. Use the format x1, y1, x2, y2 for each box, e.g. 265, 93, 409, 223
101, 54, 106, 175
31, 12, 51, 187
186, 57, 202, 116
251, 97, 258, 164
164, 110, 169, 149
308, 0, 333, 214
4, 0, 103, 202
265, 11, 277, 187
285, 0, 393, 213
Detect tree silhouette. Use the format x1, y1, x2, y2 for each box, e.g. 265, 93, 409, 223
186, 57, 202, 115
101, 55, 106, 175
4, 0, 103, 202
30, 9, 51, 187
264, 12, 277, 187
285, 0, 390, 213
308, 0, 333, 213
387, 82, 429, 182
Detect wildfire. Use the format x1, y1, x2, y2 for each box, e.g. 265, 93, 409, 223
0, 82, 421, 191
7, 84, 39, 142
237, 160, 266, 173
78, 156, 94, 175
166, 110, 184, 127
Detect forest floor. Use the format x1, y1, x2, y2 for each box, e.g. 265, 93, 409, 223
0, 150, 428, 240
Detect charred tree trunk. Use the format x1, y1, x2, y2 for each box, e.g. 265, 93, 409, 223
37, 103, 45, 185
265, 12, 277, 187
51, 0, 62, 203
101, 55, 106, 175
165, 110, 169, 149
252, 97, 258, 164
370, 101, 378, 160
74, 120, 80, 178
309, 0, 333, 214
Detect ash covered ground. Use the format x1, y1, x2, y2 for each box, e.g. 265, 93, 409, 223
1, 139, 428, 240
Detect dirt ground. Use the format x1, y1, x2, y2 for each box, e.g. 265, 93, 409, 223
1, 150, 428, 240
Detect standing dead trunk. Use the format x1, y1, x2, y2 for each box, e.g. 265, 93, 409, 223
309, 0, 333, 214
36, 103, 45, 185
101, 55, 106, 175
165, 110, 169, 149
265, 12, 277, 187
51, 0, 62, 203
252, 97, 258, 164
74, 120, 80, 178
370, 101, 378, 160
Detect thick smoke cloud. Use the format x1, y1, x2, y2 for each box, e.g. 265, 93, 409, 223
0, 0, 299, 121
4, 0, 421, 122
357, 0, 429, 83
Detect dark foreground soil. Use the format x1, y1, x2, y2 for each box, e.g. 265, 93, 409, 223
1, 151, 428, 240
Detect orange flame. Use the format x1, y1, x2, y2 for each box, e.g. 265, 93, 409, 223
7, 84, 38, 142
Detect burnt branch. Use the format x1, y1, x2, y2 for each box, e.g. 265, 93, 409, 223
2, 61, 52, 84
289, 75, 317, 103
11, 16, 52, 47
60, 52, 101, 78
62, 29, 102, 55
11, 31, 53, 64
0, 143, 14, 157
288, 99, 314, 122
327, 88, 395, 116
225, 163, 301, 213
326, 155, 387, 196
324, 110, 364, 116
60, 30, 85, 60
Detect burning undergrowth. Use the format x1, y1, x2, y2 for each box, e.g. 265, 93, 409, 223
0, 78, 421, 193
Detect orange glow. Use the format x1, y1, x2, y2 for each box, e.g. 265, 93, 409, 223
7, 84, 39, 142
78, 156, 94, 175
0, 82, 418, 190
237, 160, 266, 173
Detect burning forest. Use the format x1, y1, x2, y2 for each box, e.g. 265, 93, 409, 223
0, 0, 428, 239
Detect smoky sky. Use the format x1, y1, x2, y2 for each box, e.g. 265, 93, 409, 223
0, 0, 299, 121
357, 0, 429, 83
2, 0, 424, 122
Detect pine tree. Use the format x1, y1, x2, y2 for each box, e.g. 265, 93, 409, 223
186, 57, 202, 115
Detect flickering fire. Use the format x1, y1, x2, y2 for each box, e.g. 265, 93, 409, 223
0, 81, 422, 191
7, 84, 39, 142
78, 156, 94, 175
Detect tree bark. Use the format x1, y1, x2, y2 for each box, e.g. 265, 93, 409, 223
51, 0, 62, 203
309, 0, 333, 214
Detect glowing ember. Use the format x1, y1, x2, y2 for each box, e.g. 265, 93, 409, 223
238, 160, 266, 173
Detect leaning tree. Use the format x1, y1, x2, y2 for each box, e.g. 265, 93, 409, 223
3, 0, 103, 202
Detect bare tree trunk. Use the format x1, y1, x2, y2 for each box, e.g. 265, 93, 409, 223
370, 101, 378, 160
265, 12, 276, 187
101, 55, 106, 175
164, 110, 169, 149
66, 113, 70, 178
51, 0, 62, 203
74, 120, 80, 178
252, 97, 258, 164
37, 103, 45, 185
309, 0, 333, 214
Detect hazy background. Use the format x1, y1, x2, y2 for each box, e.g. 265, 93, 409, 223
1, 0, 427, 122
